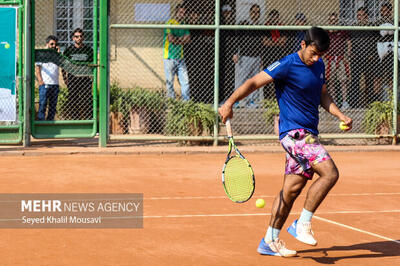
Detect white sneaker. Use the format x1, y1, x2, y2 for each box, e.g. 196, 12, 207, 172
257, 238, 297, 257
287, 219, 317, 246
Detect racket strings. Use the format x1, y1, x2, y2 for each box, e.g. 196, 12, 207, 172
224, 156, 254, 202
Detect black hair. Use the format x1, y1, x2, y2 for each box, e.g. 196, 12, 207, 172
71, 28, 83, 38
304, 27, 330, 52
45, 35, 58, 44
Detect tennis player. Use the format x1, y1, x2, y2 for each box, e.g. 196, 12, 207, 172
219, 27, 352, 257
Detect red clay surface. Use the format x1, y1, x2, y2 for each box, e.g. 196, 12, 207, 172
0, 151, 399, 265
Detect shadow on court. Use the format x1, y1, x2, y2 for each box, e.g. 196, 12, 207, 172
297, 240, 400, 264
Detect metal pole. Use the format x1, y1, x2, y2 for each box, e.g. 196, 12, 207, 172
18, 4, 23, 142
23, 0, 31, 147
213, 0, 220, 146
93, 0, 98, 135
392, 0, 399, 145
99, 0, 109, 147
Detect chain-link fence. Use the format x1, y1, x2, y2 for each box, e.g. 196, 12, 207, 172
34, 0, 96, 122
106, 0, 400, 146
0, 4, 21, 143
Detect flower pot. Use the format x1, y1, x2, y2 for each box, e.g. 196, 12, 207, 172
109, 111, 126, 134
128, 107, 150, 134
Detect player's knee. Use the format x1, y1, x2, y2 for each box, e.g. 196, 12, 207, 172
286, 183, 304, 200
327, 168, 339, 186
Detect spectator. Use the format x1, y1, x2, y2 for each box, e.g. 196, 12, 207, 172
350, 7, 377, 107
35, 35, 60, 121
263, 9, 287, 99
325, 13, 351, 109
374, 2, 394, 102
185, 8, 214, 103
62, 28, 94, 120
233, 4, 264, 107
221, 4, 234, 25
219, 4, 236, 103
263, 9, 287, 66
291, 13, 307, 52
163, 4, 191, 101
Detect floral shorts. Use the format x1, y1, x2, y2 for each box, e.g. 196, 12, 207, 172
280, 129, 331, 179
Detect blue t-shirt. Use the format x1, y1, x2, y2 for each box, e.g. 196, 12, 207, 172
264, 52, 326, 139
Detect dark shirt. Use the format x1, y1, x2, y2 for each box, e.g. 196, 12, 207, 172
63, 45, 94, 64
350, 25, 378, 62
236, 20, 263, 58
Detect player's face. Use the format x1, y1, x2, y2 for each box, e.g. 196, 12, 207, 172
300, 41, 325, 66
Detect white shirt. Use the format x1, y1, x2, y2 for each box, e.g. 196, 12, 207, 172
36, 62, 59, 85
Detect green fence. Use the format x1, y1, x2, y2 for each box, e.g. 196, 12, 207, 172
108, 0, 399, 146
0, 0, 398, 147
0, 0, 24, 144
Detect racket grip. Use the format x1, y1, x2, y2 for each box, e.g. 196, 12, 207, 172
226, 119, 233, 137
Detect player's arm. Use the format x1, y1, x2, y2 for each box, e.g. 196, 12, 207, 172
320, 84, 353, 130
35, 65, 44, 86
218, 71, 273, 123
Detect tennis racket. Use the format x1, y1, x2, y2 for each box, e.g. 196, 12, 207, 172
222, 119, 255, 203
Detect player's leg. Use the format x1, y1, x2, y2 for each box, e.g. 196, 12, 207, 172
289, 158, 339, 246
283, 130, 332, 245
305, 159, 339, 212
258, 174, 307, 257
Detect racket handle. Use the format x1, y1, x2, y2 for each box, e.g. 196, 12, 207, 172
226, 119, 233, 137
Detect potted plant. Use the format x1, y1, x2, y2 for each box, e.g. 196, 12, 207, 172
109, 83, 166, 134
164, 99, 216, 137
362, 100, 393, 135
263, 99, 280, 135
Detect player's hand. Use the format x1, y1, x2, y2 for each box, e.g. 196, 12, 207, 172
340, 116, 353, 131
218, 102, 233, 124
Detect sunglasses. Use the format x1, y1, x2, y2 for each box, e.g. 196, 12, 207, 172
73, 35, 83, 38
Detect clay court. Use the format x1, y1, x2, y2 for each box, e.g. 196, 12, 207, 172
0, 147, 399, 265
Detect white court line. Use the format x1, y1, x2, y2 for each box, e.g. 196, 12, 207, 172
142, 209, 400, 218
314, 215, 400, 245
144, 192, 400, 200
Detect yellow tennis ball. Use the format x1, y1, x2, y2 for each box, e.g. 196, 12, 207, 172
4, 43, 10, 49
339, 121, 349, 131
256, 198, 265, 208
305, 135, 315, 144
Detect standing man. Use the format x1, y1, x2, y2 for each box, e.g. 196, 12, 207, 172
350, 7, 377, 107
35, 35, 60, 121
233, 4, 264, 107
163, 4, 191, 101
375, 2, 394, 102
291, 13, 307, 52
326, 13, 351, 109
62, 28, 94, 120
219, 27, 352, 257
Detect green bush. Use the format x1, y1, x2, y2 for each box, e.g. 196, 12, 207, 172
262, 98, 280, 125
164, 99, 216, 136
363, 100, 393, 134
56, 86, 69, 119
110, 82, 166, 116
